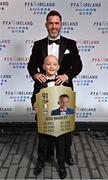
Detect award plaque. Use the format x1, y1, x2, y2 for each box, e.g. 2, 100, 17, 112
36, 86, 76, 137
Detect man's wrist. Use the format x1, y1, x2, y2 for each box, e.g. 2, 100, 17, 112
34, 73, 40, 80
64, 74, 69, 82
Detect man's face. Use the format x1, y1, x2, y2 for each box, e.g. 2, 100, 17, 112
45, 15, 62, 39
59, 97, 69, 110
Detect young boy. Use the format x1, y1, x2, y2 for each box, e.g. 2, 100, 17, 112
32, 55, 73, 179
32, 55, 66, 177
51, 94, 74, 116
31, 55, 60, 106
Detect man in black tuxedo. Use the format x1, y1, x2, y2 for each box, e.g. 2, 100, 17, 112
28, 10, 82, 179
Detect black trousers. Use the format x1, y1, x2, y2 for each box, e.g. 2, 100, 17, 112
64, 132, 72, 160
37, 134, 54, 162
36, 116, 54, 160
37, 132, 72, 163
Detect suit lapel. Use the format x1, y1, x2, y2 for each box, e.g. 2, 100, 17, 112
59, 36, 67, 64
66, 108, 69, 114
41, 37, 48, 59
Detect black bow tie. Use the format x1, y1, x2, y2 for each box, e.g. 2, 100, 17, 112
48, 39, 60, 45
46, 79, 56, 83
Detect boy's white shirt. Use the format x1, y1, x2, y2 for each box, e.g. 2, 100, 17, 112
45, 74, 63, 87
60, 111, 66, 115
46, 74, 56, 87
47, 81, 55, 87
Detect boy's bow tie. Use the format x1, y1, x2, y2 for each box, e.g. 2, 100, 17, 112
46, 79, 56, 83
48, 39, 60, 45
60, 108, 67, 112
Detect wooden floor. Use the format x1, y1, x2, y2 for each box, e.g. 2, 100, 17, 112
0, 130, 108, 179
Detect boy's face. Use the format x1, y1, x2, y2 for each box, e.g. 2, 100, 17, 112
59, 97, 69, 110
43, 56, 59, 76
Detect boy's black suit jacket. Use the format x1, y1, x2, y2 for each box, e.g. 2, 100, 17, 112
27, 35, 83, 104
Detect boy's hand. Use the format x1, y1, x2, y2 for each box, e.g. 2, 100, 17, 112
33, 102, 38, 113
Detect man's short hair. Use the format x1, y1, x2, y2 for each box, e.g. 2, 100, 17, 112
46, 10, 62, 21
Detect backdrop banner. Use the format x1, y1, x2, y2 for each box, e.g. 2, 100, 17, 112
36, 86, 75, 137
0, 0, 108, 123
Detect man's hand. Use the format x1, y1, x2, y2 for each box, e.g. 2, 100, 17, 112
55, 74, 68, 85
34, 73, 46, 83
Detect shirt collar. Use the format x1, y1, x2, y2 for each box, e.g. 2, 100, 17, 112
60, 108, 67, 112
46, 74, 57, 80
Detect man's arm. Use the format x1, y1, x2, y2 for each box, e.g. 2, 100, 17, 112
65, 40, 82, 80
27, 41, 44, 81
58, 39, 83, 82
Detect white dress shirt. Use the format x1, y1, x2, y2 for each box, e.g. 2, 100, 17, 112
48, 35, 60, 58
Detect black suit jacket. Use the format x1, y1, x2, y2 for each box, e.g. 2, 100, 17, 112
28, 35, 82, 104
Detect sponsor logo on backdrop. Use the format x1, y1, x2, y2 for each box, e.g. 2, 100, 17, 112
26, 107, 35, 116
0, 39, 10, 51
70, 2, 101, 15
92, 57, 108, 69
0, 74, 11, 86
77, 39, 99, 52
4, 56, 29, 69
61, 21, 78, 34
25, 39, 34, 49
73, 74, 98, 86
91, 91, 108, 102
5, 91, 32, 102
24, 1, 55, 15
0, 1, 9, 10
2, 20, 33, 33
93, 21, 108, 34
76, 107, 96, 119
0, 107, 12, 118
26, 74, 33, 83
